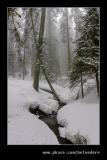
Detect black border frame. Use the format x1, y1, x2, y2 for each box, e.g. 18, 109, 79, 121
0, 0, 105, 159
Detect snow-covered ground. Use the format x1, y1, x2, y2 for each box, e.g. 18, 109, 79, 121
8, 78, 59, 144
40, 78, 98, 104
8, 77, 99, 145
57, 87, 99, 145
8, 112, 58, 144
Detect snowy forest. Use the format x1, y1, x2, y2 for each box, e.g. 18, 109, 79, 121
8, 7, 100, 145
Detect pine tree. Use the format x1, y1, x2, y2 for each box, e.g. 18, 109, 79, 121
70, 8, 99, 97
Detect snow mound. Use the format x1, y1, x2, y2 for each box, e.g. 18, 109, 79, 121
8, 112, 59, 145
59, 127, 66, 138
8, 78, 59, 144
38, 99, 59, 114
57, 102, 99, 145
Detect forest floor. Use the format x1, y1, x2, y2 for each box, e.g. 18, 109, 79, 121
8, 77, 99, 145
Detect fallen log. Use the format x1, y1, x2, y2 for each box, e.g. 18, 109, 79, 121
40, 87, 66, 107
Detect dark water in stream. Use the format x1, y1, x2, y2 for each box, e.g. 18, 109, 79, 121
29, 107, 73, 144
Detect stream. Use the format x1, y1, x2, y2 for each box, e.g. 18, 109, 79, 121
29, 106, 73, 144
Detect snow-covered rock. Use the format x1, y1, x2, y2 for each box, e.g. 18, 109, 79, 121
38, 99, 59, 114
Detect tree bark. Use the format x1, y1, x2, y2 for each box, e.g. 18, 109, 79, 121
81, 72, 84, 98
96, 70, 99, 97
30, 8, 38, 78
32, 8, 46, 91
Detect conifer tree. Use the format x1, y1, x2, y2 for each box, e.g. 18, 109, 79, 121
70, 8, 99, 97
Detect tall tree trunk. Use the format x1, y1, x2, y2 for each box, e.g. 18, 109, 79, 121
96, 70, 99, 97
81, 72, 84, 98
31, 8, 65, 106
31, 8, 46, 91
65, 8, 72, 74
30, 9, 38, 79
23, 47, 25, 80
47, 8, 53, 73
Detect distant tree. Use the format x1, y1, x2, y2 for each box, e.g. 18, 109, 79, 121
44, 8, 60, 81
8, 8, 23, 77
60, 8, 72, 78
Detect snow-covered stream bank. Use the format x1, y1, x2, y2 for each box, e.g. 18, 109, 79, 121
8, 78, 59, 144
29, 106, 73, 144
8, 78, 99, 145
57, 101, 99, 145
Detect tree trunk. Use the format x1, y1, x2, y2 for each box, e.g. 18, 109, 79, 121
96, 71, 99, 97
23, 48, 25, 80
81, 72, 84, 98
31, 8, 65, 106
65, 8, 72, 75
30, 8, 38, 79
39, 57, 64, 106
31, 8, 46, 91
